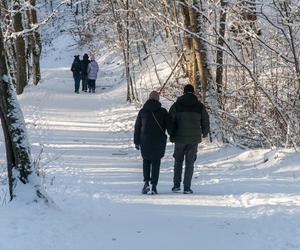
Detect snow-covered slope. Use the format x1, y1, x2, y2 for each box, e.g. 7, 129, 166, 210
1, 32, 300, 250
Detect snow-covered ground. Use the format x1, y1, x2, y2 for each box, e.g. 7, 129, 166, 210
1, 40, 300, 250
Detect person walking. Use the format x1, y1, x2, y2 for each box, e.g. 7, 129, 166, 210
81, 53, 90, 92
71, 55, 82, 94
169, 84, 210, 194
87, 55, 99, 93
134, 91, 173, 195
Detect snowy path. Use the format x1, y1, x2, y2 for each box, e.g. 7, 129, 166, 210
1, 63, 300, 250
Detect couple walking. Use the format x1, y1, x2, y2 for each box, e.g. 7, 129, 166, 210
134, 84, 210, 195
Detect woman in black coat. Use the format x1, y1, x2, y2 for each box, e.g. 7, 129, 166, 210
134, 91, 173, 194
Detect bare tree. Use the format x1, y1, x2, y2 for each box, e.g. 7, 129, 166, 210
107, 0, 138, 102
0, 24, 49, 202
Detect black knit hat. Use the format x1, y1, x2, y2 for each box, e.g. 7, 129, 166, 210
184, 84, 195, 94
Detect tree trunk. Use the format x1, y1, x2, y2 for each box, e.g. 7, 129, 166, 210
189, 0, 210, 100
28, 0, 42, 85
215, 0, 227, 109
1, 0, 17, 87
0, 27, 14, 198
180, 0, 210, 100
124, 0, 137, 102
180, 0, 193, 82
13, 0, 28, 95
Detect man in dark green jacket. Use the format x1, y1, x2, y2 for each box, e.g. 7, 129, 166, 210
169, 84, 210, 194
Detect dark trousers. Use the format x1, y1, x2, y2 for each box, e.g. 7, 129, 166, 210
173, 143, 198, 189
143, 159, 161, 186
82, 75, 88, 91
88, 79, 96, 92
73, 75, 81, 92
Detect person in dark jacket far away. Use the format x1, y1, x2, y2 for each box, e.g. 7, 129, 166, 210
134, 91, 173, 195
81, 53, 90, 92
87, 55, 99, 93
169, 84, 210, 194
71, 55, 82, 94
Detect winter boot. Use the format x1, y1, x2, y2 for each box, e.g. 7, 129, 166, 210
142, 181, 150, 194
172, 185, 181, 193
151, 185, 158, 195
183, 188, 193, 194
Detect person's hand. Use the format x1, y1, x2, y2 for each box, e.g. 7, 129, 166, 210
135, 144, 140, 150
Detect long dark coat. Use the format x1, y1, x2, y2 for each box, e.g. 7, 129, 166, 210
134, 99, 172, 160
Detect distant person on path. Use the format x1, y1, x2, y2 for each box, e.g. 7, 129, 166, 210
71, 55, 82, 94
87, 55, 99, 93
134, 91, 173, 195
169, 84, 210, 194
81, 53, 90, 92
